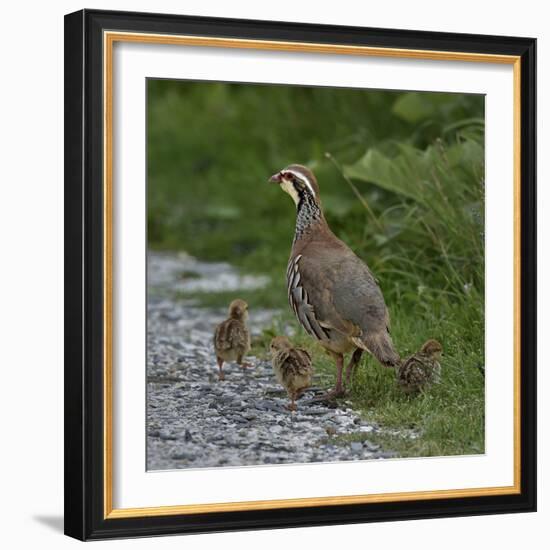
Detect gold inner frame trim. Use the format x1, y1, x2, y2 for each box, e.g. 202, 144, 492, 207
103, 30, 522, 520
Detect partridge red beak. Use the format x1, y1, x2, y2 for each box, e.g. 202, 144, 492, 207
269, 172, 282, 183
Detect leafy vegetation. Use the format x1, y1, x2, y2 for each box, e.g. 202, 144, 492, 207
148, 80, 485, 458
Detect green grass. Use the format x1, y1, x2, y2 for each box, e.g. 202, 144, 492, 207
147, 80, 485, 458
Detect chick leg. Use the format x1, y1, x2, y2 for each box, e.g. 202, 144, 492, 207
310, 354, 345, 402
237, 354, 253, 369
344, 348, 364, 387
216, 356, 225, 381
294, 387, 308, 400
287, 392, 297, 412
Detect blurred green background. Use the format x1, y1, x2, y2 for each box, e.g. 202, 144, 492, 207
147, 80, 485, 458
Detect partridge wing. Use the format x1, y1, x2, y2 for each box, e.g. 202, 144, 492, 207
328, 250, 389, 335
286, 348, 312, 377
289, 247, 376, 340
398, 355, 426, 390
287, 254, 332, 342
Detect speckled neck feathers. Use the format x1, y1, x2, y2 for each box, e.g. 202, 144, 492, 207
294, 192, 324, 243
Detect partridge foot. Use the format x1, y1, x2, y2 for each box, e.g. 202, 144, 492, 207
308, 387, 345, 403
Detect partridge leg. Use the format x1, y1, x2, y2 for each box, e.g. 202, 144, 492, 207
310, 354, 345, 402
287, 393, 297, 412
216, 356, 225, 381
344, 348, 364, 387
288, 388, 308, 410
294, 387, 308, 400
237, 354, 253, 369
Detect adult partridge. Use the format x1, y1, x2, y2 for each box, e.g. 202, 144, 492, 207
270, 336, 313, 411
213, 299, 251, 381
269, 164, 399, 400
397, 339, 443, 394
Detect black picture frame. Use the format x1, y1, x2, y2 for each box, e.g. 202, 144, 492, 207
64, 8, 536, 541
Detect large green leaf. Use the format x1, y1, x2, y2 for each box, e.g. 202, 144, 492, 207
344, 146, 435, 202
343, 138, 483, 205
392, 92, 438, 123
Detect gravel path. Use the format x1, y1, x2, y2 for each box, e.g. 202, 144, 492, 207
147, 251, 397, 470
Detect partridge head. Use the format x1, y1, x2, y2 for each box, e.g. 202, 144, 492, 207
227, 298, 249, 321
270, 335, 293, 353
419, 339, 443, 359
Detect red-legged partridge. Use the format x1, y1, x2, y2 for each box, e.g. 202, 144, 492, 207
269, 164, 400, 400
213, 299, 251, 381
270, 336, 313, 411
397, 339, 443, 394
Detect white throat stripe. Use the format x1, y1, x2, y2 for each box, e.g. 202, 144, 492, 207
285, 169, 316, 197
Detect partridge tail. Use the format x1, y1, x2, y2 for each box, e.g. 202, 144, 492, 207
362, 332, 400, 368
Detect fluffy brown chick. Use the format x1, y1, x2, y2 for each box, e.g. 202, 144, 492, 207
397, 339, 443, 395
270, 336, 313, 411
213, 299, 251, 381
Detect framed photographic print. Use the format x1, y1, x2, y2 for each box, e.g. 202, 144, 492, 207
64, 9, 536, 541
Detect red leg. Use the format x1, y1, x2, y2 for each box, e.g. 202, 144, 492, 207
310, 354, 345, 402
237, 355, 252, 369
287, 396, 297, 412
345, 348, 364, 387
217, 356, 225, 381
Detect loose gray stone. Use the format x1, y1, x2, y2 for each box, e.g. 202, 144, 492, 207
170, 448, 197, 460
159, 430, 176, 440
364, 440, 381, 452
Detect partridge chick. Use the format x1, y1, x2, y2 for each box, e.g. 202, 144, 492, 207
213, 299, 251, 381
397, 339, 443, 395
270, 336, 313, 411
269, 165, 400, 401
